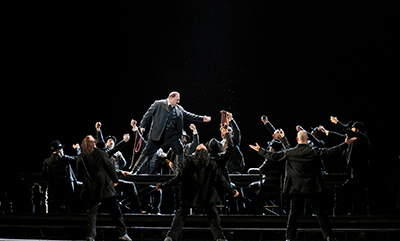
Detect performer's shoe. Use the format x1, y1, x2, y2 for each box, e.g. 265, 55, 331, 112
119, 234, 132, 241
326, 237, 338, 241
86, 237, 95, 241
164, 237, 173, 241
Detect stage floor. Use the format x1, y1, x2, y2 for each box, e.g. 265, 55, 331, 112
1, 213, 400, 241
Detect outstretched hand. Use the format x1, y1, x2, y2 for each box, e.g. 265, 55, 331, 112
233, 190, 239, 198
203, 116, 211, 122
345, 134, 357, 145
249, 143, 260, 152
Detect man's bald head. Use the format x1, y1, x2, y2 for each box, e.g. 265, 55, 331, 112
297, 130, 308, 144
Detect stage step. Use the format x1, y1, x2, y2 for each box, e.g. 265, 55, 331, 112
1, 213, 399, 240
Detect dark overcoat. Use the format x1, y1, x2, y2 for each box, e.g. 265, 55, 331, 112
77, 148, 119, 202
140, 99, 205, 141
258, 143, 347, 194
160, 154, 236, 207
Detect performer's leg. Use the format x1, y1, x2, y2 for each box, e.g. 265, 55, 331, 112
133, 140, 160, 173
166, 202, 190, 241
117, 179, 143, 212
308, 194, 335, 239
205, 203, 226, 241
169, 138, 184, 170
286, 194, 301, 240
87, 202, 99, 239
352, 174, 369, 215
102, 196, 127, 237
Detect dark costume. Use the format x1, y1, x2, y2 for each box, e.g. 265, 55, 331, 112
225, 119, 245, 173
77, 148, 128, 239
257, 142, 347, 240
134, 99, 205, 173
159, 146, 236, 241
96, 130, 143, 212
327, 121, 371, 215
42, 141, 80, 213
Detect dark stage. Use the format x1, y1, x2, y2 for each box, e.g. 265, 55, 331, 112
2, 1, 400, 241
1, 213, 399, 241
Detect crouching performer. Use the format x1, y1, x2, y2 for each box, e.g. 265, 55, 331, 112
156, 143, 239, 241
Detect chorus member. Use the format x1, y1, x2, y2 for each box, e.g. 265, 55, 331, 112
94, 123, 142, 212
157, 144, 239, 241
132, 91, 211, 173
250, 131, 357, 241
223, 112, 245, 173
323, 117, 371, 215
42, 140, 80, 213
77, 135, 131, 241
261, 115, 290, 149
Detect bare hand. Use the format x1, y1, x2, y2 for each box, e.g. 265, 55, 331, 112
319, 125, 329, 136
189, 124, 196, 131
203, 116, 211, 122
330, 116, 338, 124
261, 115, 268, 124
120, 171, 131, 176
95, 122, 102, 131
114, 183, 118, 187
345, 134, 357, 145
131, 119, 137, 128
72, 144, 80, 149
233, 190, 239, 198
168, 161, 174, 170
123, 133, 130, 142
156, 184, 162, 191
249, 143, 260, 152
139, 127, 145, 133
296, 125, 304, 132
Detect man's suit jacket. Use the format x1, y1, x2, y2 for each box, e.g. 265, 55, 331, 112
160, 150, 236, 207
140, 99, 205, 141
226, 119, 245, 172
77, 148, 118, 202
258, 143, 347, 194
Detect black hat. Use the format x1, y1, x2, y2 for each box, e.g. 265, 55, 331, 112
352, 122, 365, 133
205, 138, 223, 156
182, 130, 191, 143
105, 135, 117, 143
50, 140, 64, 151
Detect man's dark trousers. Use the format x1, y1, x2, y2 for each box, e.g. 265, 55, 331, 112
135, 131, 184, 172
87, 196, 126, 238
167, 202, 226, 241
286, 194, 334, 240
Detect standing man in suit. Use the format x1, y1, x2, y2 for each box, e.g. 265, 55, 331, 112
250, 131, 357, 241
132, 91, 211, 174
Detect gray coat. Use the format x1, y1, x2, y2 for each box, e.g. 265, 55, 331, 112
140, 99, 205, 141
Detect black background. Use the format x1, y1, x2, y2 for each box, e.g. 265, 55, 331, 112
6, 1, 400, 213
